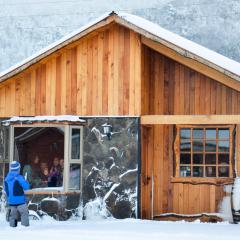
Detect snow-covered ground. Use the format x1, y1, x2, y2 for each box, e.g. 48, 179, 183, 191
0, 215, 240, 240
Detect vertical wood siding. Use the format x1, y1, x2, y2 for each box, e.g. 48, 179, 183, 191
141, 45, 240, 219
0, 24, 141, 117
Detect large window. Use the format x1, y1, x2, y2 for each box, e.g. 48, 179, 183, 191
175, 126, 234, 178
10, 125, 83, 192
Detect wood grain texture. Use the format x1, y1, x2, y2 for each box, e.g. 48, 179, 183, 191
0, 24, 141, 117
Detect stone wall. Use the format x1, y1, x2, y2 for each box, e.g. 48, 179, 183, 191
82, 117, 139, 219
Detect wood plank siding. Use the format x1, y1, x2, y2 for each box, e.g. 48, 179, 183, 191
141, 45, 240, 115
141, 45, 240, 219
0, 24, 141, 117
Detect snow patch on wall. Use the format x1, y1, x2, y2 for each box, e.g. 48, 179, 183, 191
218, 185, 233, 222
83, 198, 112, 220
232, 177, 240, 211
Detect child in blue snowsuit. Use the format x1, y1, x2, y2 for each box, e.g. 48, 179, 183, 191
4, 161, 30, 227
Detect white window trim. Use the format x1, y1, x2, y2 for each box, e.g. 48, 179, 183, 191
9, 124, 83, 193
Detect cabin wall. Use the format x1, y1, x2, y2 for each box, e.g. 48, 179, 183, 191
0, 24, 141, 117
141, 45, 239, 220
141, 45, 240, 115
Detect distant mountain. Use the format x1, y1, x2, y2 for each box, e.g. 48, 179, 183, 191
1, 0, 240, 72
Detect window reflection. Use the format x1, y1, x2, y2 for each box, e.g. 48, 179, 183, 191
205, 166, 216, 177
218, 129, 229, 139
180, 153, 191, 164
205, 141, 216, 152
180, 166, 191, 177
218, 166, 229, 177
205, 154, 216, 165
206, 129, 216, 140
193, 140, 203, 152
193, 166, 203, 177
218, 141, 229, 153
193, 154, 203, 164
71, 129, 81, 159
180, 140, 191, 152
69, 164, 81, 190
193, 129, 204, 139
218, 154, 229, 165
180, 128, 191, 140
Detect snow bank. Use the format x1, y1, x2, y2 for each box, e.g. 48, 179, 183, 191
232, 177, 240, 211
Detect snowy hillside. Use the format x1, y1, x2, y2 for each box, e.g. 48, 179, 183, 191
0, 0, 240, 72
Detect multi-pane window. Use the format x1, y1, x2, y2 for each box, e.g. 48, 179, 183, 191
175, 126, 234, 178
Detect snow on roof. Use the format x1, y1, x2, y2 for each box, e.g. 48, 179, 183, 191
1, 115, 86, 125
117, 12, 240, 78
0, 11, 240, 83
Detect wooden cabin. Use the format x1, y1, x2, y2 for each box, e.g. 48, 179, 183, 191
1, 11, 240, 221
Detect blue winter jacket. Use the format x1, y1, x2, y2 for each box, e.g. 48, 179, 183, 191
4, 171, 30, 205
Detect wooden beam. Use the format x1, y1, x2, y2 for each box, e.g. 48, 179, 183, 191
141, 115, 240, 125
141, 37, 240, 91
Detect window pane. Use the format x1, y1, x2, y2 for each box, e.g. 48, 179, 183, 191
193, 166, 203, 177
69, 164, 81, 190
206, 129, 216, 140
71, 128, 81, 159
193, 154, 203, 164
205, 154, 216, 165
193, 140, 203, 152
180, 140, 191, 152
218, 141, 229, 153
180, 153, 191, 164
180, 166, 191, 177
218, 129, 229, 139
180, 128, 191, 140
193, 129, 204, 139
218, 166, 229, 177
206, 141, 216, 152
218, 154, 229, 165
205, 166, 216, 177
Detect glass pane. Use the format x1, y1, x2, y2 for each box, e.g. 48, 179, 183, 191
218, 129, 229, 139
205, 154, 216, 165
69, 164, 81, 190
218, 166, 229, 177
206, 129, 216, 140
180, 166, 191, 177
180, 140, 191, 152
180, 153, 191, 164
193, 166, 203, 177
218, 141, 229, 153
206, 141, 216, 152
205, 166, 216, 177
71, 128, 81, 159
180, 128, 191, 140
193, 129, 204, 139
218, 154, 229, 165
193, 154, 203, 164
193, 140, 203, 152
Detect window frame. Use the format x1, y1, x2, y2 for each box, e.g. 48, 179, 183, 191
174, 125, 235, 179
9, 124, 83, 193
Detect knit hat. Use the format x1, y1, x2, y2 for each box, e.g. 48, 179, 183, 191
10, 161, 21, 171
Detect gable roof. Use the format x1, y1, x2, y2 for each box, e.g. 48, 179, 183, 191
1, 11, 240, 89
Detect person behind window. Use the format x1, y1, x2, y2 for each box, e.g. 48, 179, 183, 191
22, 160, 33, 188
40, 167, 49, 187
4, 161, 30, 227
30, 155, 42, 188
48, 157, 61, 187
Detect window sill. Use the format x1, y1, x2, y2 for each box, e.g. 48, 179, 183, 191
171, 177, 234, 185
25, 188, 81, 195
